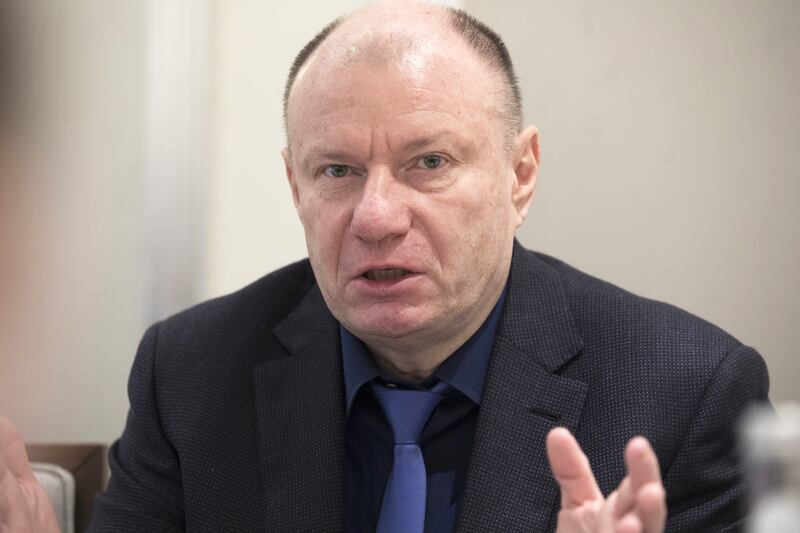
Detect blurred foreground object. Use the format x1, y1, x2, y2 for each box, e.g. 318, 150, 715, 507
0, 0, 38, 381
743, 403, 800, 532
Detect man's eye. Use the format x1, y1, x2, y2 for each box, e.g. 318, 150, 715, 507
323, 165, 350, 178
417, 155, 444, 169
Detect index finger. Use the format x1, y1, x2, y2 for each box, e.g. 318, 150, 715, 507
546, 427, 603, 509
0, 414, 35, 482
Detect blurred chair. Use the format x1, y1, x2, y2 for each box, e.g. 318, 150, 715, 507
27, 444, 107, 533
31, 463, 75, 533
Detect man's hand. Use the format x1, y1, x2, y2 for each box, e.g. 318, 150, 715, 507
0, 415, 60, 533
547, 427, 666, 533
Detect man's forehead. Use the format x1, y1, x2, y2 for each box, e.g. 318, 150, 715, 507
289, 59, 500, 158
298, 118, 478, 159
291, 4, 500, 100
288, 30, 503, 145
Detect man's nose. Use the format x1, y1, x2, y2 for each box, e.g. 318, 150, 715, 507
349, 168, 411, 243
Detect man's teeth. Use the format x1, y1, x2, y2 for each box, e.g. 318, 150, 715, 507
364, 268, 409, 281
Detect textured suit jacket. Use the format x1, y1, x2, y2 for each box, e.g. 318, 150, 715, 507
88, 242, 770, 532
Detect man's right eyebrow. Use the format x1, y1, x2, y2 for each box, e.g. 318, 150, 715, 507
301, 151, 353, 173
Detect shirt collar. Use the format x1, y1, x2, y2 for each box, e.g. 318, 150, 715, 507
340, 285, 508, 414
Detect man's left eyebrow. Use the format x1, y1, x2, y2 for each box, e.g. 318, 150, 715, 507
397, 132, 462, 153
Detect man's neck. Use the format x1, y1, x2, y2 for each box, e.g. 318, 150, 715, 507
359, 286, 506, 384
368, 343, 456, 384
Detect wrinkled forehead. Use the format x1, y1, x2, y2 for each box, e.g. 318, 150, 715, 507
286, 16, 507, 149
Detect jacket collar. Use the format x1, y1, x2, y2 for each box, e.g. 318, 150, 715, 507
255, 240, 587, 532
455, 240, 588, 532
253, 285, 345, 532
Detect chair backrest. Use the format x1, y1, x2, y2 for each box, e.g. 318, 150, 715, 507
26, 443, 107, 532
31, 462, 75, 533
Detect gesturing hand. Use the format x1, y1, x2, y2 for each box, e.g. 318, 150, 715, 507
0, 415, 60, 533
547, 428, 666, 533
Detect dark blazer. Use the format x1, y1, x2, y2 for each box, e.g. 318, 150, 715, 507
88, 242, 770, 532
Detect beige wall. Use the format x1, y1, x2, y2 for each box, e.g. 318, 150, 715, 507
204, 0, 325, 296
468, 0, 799, 402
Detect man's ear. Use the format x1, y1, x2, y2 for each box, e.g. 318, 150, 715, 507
511, 125, 540, 226
282, 147, 302, 212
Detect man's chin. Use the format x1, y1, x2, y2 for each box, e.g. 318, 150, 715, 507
341, 310, 436, 342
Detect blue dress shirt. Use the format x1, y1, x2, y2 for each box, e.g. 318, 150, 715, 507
341, 287, 507, 533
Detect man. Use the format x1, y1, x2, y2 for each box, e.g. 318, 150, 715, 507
0, 2, 769, 532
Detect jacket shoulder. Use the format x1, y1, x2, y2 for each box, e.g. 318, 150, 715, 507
531, 250, 745, 365
160, 258, 315, 334
146, 258, 317, 377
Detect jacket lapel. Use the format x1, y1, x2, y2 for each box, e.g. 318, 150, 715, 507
252, 286, 346, 532
250, 242, 587, 532
457, 242, 588, 533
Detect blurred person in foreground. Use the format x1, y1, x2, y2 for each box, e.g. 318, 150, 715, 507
0, 2, 60, 532
1, 2, 769, 532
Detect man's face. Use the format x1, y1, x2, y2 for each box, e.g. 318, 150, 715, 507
284, 41, 536, 348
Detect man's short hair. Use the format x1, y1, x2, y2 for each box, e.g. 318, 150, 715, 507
282, 6, 523, 143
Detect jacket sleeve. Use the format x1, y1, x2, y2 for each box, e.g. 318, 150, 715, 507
663, 344, 771, 532
87, 323, 185, 532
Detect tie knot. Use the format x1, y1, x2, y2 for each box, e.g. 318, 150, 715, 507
371, 381, 448, 444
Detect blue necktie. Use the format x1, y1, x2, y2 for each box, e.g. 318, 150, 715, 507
372, 381, 449, 533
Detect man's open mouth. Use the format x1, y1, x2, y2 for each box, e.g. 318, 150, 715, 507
363, 268, 411, 281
